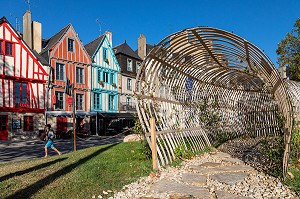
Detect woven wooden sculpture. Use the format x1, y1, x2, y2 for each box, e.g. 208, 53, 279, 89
135, 27, 293, 176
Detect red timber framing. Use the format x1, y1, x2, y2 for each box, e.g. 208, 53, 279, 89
46, 24, 91, 112
0, 17, 48, 113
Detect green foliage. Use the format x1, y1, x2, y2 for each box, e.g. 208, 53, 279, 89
174, 144, 193, 160
260, 136, 284, 177
198, 97, 222, 131
276, 18, 300, 81
134, 117, 142, 134
285, 167, 300, 195
276, 113, 286, 129
291, 128, 300, 162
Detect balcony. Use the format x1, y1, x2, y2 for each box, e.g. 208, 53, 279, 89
119, 102, 136, 112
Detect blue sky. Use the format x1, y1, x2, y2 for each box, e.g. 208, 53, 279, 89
1, 0, 299, 67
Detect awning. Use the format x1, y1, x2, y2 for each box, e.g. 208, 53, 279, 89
99, 112, 136, 120
46, 111, 97, 118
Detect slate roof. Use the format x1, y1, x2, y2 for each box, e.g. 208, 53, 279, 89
84, 34, 105, 57
0, 16, 50, 66
113, 41, 141, 60
40, 24, 71, 61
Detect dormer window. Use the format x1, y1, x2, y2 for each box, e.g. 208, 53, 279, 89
68, 38, 74, 52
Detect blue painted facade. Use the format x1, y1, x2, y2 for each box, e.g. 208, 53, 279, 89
85, 32, 119, 114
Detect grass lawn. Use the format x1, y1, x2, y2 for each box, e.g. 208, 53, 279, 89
0, 142, 152, 199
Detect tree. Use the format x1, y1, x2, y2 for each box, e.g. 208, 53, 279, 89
276, 18, 300, 81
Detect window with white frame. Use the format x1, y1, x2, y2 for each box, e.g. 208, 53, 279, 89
110, 73, 114, 84
108, 95, 115, 111
127, 58, 132, 71
136, 61, 141, 73
93, 93, 101, 110
68, 38, 74, 52
103, 72, 109, 83
56, 63, 65, 81
127, 78, 132, 90
76, 93, 84, 110
55, 91, 64, 110
103, 48, 107, 59
76, 67, 84, 84
97, 70, 101, 81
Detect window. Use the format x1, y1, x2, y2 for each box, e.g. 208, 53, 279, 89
5, 42, 12, 56
108, 95, 115, 111
127, 78, 132, 90
136, 81, 140, 92
103, 72, 109, 83
97, 70, 101, 81
23, 116, 34, 131
103, 48, 107, 59
0, 41, 13, 56
56, 63, 65, 81
0, 41, 3, 55
68, 38, 74, 52
136, 61, 141, 73
76, 93, 84, 110
127, 58, 132, 71
110, 73, 114, 84
55, 91, 64, 110
93, 93, 101, 110
76, 67, 84, 84
14, 82, 28, 107
126, 97, 131, 105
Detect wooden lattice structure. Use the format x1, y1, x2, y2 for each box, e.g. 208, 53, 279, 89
136, 27, 293, 176
286, 80, 300, 126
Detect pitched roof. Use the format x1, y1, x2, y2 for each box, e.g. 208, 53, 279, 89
40, 24, 71, 61
84, 34, 105, 57
113, 41, 141, 60
0, 16, 50, 66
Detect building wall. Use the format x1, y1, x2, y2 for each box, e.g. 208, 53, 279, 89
0, 19, 48, 140
91, 34, 119, 113
49, 25, 91, 112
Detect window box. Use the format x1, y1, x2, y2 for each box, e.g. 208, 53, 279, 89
98, 80, 104, 86
104, 58, 109, 65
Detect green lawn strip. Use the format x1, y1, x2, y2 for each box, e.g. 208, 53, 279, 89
0, 142, 152, 199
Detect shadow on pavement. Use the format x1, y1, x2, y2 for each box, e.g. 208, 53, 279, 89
6, 143, 119, 199
0, 157, 68, 182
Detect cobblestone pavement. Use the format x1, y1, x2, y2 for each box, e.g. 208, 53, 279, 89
0, 135, 124, 164
111, 151, 298, 199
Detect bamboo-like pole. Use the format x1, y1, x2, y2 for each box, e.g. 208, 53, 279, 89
150, 117, 158, 170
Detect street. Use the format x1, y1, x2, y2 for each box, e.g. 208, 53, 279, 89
0, 136, 124, 164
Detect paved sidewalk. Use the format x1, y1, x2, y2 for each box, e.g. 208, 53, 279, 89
0, 135, 124, 164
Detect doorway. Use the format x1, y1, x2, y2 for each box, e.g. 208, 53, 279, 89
0, 115, 8, 140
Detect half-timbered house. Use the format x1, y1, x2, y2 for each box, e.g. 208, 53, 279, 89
41, 24, 91, 136
0, 17, 49, 140
84, 32, 119, 135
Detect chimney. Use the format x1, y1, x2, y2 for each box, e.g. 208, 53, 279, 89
23, 10, 32, 48
32, 21, 42, 53
138, 34, 146, 59
105, 31, 112, 46
279, 65, 287, 79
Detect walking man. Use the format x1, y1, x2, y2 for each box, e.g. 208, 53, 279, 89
44, 124, 62, 158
